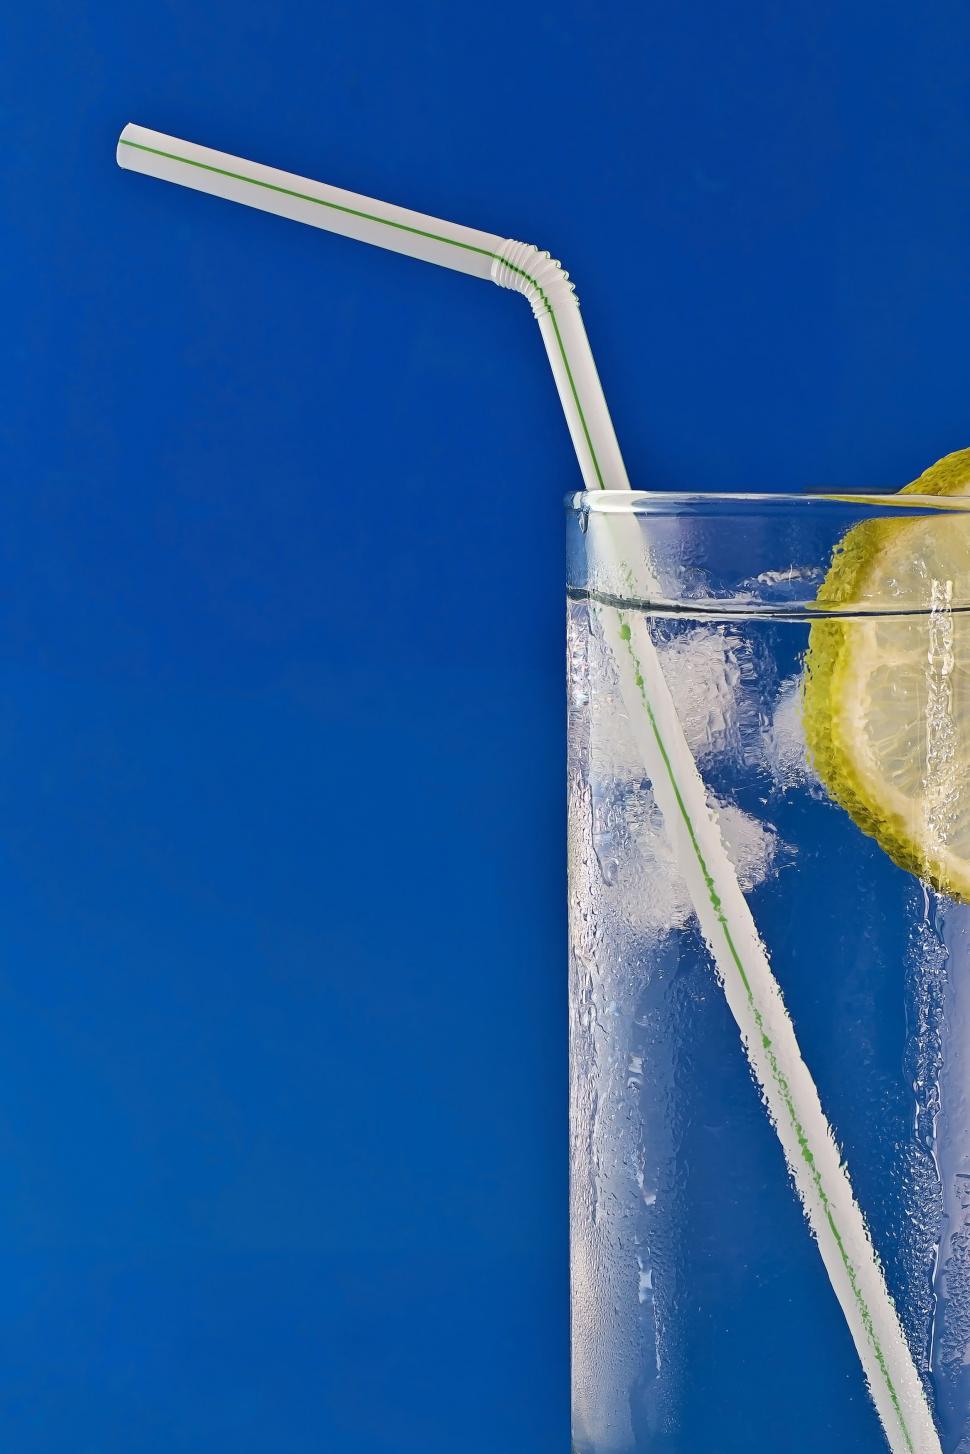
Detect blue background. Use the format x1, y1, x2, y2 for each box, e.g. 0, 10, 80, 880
4, 4, 970, 1450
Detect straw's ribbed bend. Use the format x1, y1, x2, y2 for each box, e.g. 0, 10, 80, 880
490, 238, 578, 317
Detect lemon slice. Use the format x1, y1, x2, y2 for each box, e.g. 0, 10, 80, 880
803, 449, 970, 899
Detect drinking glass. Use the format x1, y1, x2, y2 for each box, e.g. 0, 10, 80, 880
566, 491, 970, 1453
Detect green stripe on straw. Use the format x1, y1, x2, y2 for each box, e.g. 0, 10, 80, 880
117, 125, 938, 1454
118, 137, 608, 491
615, 612, 913, 1451
119, 138, 499, 259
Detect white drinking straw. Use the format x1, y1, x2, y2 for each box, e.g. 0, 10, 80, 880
117, 123, 940, 1453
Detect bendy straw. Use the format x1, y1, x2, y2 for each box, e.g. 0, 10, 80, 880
117, 122, 940, 1453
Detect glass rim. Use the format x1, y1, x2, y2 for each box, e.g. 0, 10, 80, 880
565, 487, 970, 618
566, 489, 970, 516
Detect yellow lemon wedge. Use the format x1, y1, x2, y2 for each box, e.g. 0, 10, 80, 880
803, 449, 970, 899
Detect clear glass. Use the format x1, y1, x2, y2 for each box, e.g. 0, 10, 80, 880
566, 491, 970, 1454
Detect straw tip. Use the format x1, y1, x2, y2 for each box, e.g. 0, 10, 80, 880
116, 122, 139, 167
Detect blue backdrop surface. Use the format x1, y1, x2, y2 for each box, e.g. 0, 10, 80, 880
3, 3, 970, 1450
